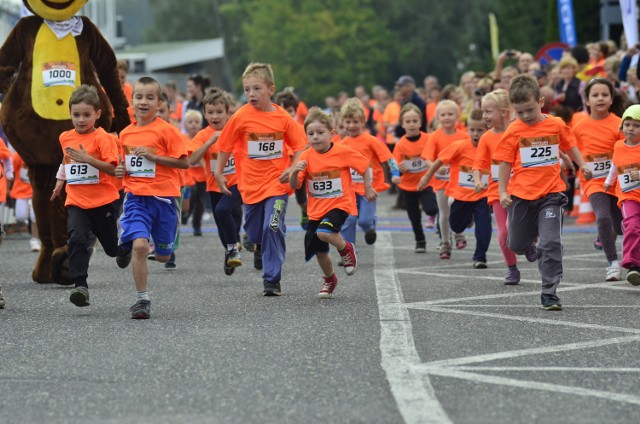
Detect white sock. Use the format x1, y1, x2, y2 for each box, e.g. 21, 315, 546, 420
136, 290, 150, 301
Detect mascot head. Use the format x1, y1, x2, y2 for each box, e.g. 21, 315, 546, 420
23, 0, 88, 21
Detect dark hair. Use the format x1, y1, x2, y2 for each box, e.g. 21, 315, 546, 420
275, 91, 299, 110
188, 74, 210, 93
583, 77, 625, 117
549, 105, 573, 124
69, 84, 100, 110
570, 45, 589, 65
468, 108, 484, 122
509, 74, 540, 104
134, 76, 162, 97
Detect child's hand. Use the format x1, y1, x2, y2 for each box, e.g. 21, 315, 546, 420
417, 175, 429, 191
391, 175, 401, 185
115, 156, 126, 179
206, 132, 220, 146
474, 180, 487, 193
364, 185, 377, 202
65, 144, 92, 163
279, 166, 294, 184
631, 170, 640, 182
133, 146, 156, 162
603, 183, 611, 192
294, 160, 307, 173
581, 164, 593, 181
499, 191, 512, 208
561, 157, 576, 173
50, 179, 64, 201
437, 166, 449, 176
215, 173, 232, 196
398, 162, 408, 173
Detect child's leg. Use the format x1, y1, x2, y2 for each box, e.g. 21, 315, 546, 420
471, 199, 492, 263
316, 252, 334, 277
621, 200, 640, 270
449, 200, 474, 239
341, 195, 361, 245
435, 189, 450, 243
506, 196, 539, 254
14, 198, 29, 223
131, 237, 150, 292
67, 206, 94, 288
209, 191, 227, 248
402, 190, 426, 243
171, 188, 185, 252
215, 185, 243, 247
419, 187, 439, 217
190, 182, 206, 233
492, 201, 517, 266
536, 193, 567, 295
89, 202, 119, 258
589, 192, 619, 263
357, 196, 377, 234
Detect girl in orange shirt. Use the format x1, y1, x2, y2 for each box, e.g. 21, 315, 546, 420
473, 89, 520, 284
393, 104, 437, 253
604, 105, 640, 285
573, 78, 625, 282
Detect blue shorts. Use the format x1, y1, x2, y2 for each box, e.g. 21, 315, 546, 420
119, 193, 180, 256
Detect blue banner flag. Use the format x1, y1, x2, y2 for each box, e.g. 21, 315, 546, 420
557, 0, 577, 47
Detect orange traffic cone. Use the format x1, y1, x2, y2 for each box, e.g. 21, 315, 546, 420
569, 186, 580, 217
575, 189, 596, 224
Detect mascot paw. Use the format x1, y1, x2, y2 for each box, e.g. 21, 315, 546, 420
51, 246, 72, 286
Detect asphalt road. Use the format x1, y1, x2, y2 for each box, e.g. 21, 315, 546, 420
1, 191, 640, 424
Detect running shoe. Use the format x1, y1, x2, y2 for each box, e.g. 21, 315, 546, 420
318, 273, 338, 299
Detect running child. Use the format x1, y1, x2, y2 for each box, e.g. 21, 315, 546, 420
422, 99, 469, 259
50, 84, 121, 307
214, 62, 307, 296
115, 77, 189, 319
604, 104, 640, 285
189, 88, 244, 276
495, 74, 592, 310
339, 98, 399, 247
184, 109, 208, 237
472, 89, 521, 284
419, 109, 492, 267
0, 140, 11, 308
573, 78, 625, 282
392, 103, 438, 253
10, 152, 41, 252
290, 107, 374, 298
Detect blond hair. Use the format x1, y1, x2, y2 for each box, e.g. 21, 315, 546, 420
184, 109, 203, 123
304, 107, 333, 132
242, 62, 275, 86
482, 88, 510, 111
340, 98, 365, 122
435, 99, 459, 117
399, 103, 423, 124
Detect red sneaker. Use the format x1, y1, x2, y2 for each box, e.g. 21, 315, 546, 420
318, 273, 338, 298
339, 242, 357, 275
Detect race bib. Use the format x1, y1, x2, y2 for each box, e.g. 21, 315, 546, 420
65, 162, 99, 185
519, 136, 559, 168
585, 152, 613, 179
42, 62, 76, 87
308, 170, 343, 198
435, 166, 450, 181
350, 167, 372, 183
210, 155, 236, 176
125, 155, 156, 178
403, 156, 427, 173
458, 166, 488, 188
248, 132, 284, 160
19, 167, 29, 183
618, 163, 640, 193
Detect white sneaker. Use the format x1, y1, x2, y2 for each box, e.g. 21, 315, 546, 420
29, 237, 41, 252
605, 264, 621, 282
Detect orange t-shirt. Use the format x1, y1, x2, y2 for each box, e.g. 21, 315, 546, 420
473, 130, 504, 204
382, 101, 401, 145
426, 102, 437, 127
0, 142, 11, 203
123, 82, 135, 123
297, 142, 370, 220
59, 127, 120, 209
613, 140, 640, 206
296, 101, 309, 126
341, 131, 393, 195
393, 132, 431, 191
493, 115, 576, 200
110, 134, 123, 192
10, 153, 32, 199
573, 113, 622, 198
216, 103, 307, 205
439, 138, 489, 202
188, 126, 238, 193
422, 127, 470, 191
119, 117, 187, 197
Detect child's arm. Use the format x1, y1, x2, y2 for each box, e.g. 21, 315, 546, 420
281, 150, 305, 183
131, 146, 189, 169
472, 169, 488, 193
386, 157, 401, 184
214, 151, 233, 195
417, 159, 443, 191
50, 164, 66, 201
603, 164, 618, 192
115, 156, 126, 179
498, 161, 513, 208
289, 160, 306, 190
363, 167, 377, 201
64, 144, 116, 176
190, 132, 219, 165
565, 146, 592, 181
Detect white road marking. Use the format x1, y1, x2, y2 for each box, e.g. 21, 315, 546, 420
451, 366, 640, 372
375, 232, 451, 424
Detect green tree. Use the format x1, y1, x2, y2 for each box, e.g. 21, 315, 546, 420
144, 0, 219, 42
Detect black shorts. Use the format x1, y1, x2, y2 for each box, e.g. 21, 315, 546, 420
304, 208, 349, 261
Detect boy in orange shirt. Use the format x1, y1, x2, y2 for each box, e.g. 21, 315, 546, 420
393, 104, 437, 253
495, 74, 592, 310
50, 85, 121, 307
184, 109, 208, 237
290, 107, 374, 298
114, 77, 189, 319
419, 110, 492, 267
214, 63, 307, 296
339, 98, 399, 247
189, 88, 243, 275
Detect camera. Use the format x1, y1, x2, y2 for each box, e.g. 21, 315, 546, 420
505, 50, 515, 58
474, 88, 486, 97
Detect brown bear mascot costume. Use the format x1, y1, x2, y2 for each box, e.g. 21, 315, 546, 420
0, 0, 130, 284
